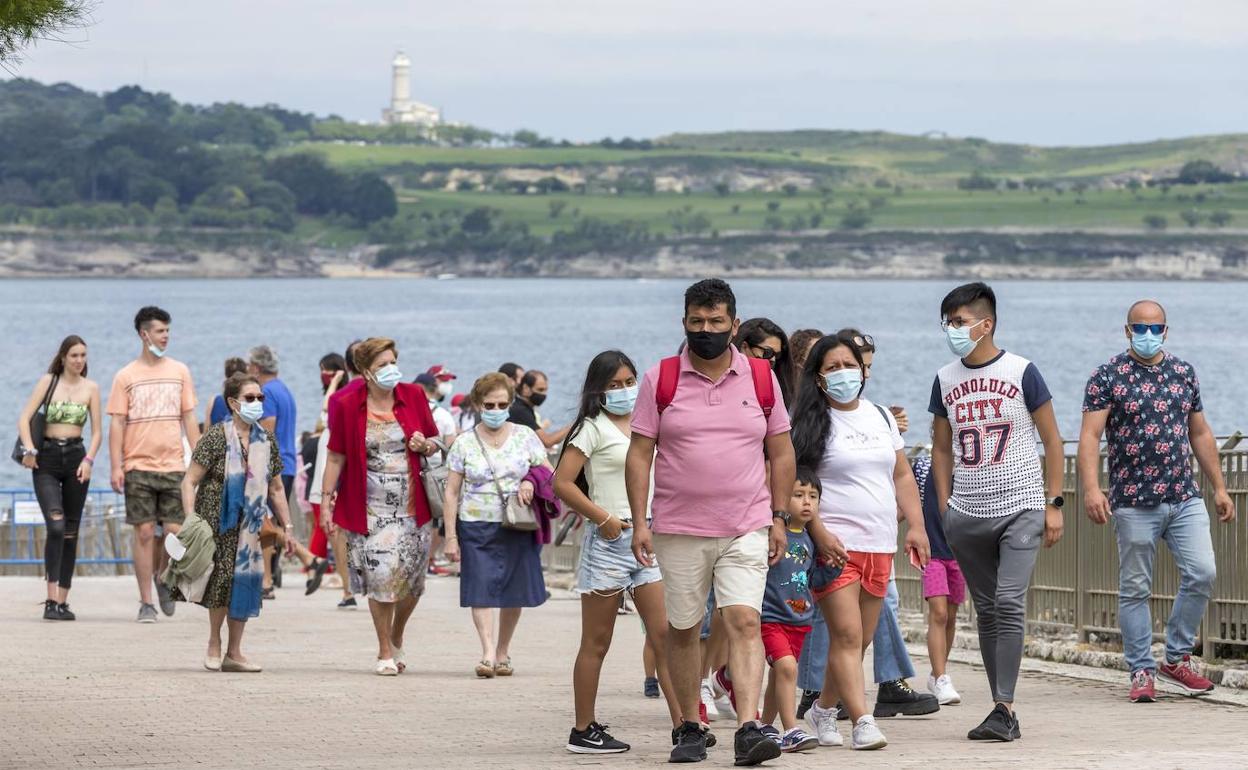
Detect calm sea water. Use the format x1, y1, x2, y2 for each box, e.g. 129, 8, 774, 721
1, 278, 1244, 489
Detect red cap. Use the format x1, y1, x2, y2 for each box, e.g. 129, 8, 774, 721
451, 393, 466, 408
427, 365, 456, 381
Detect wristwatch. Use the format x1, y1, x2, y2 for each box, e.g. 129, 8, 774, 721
1047, 496, 1065, 509
772, 509, 791, 526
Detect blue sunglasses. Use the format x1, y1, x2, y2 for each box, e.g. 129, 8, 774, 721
1129, 323, 1167, 335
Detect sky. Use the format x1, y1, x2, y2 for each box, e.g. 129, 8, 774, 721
9, 0, 1248, 146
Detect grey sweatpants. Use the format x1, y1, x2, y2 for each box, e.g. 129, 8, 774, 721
943, 507, 1043, 704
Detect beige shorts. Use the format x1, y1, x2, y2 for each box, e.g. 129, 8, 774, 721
652, 528, 769, 630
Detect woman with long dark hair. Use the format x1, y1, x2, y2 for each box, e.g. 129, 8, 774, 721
736, 317, 796, 405
308, 352, 354, 607
790, 331, 929, 751
17, 335, 102, 621
554, 351, 682, 754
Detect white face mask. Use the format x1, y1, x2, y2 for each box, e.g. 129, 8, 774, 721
436, 381, 454, 400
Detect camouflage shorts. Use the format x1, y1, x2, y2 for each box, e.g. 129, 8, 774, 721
124, 470, 186, 526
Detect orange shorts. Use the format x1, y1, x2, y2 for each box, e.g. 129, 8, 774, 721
811, 550, 893, 600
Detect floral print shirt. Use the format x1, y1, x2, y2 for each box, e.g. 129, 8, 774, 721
1082, 351, 1202, 509
447, 424, 547, 523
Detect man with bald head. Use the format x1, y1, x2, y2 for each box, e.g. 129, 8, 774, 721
1079, 299, 1235, 704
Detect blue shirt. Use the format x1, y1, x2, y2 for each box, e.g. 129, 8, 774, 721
261, 377, 298, 476
209, 394, 230, 426
762, 528, 814, 626
1082, 351, 1202, 509
912, 455, 954, 560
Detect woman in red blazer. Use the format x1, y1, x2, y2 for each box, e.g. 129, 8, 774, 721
320, 337, 440, 676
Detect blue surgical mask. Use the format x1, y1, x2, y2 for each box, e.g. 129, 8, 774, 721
945, 318, 985, 358
603, 385, 639, 416
822, 368, 863, 404
1131, 331, 1164, 359
372, 364, 402, 390
144, 333, 166, 359
480, 409, 510, 429
238, 400, 264, 425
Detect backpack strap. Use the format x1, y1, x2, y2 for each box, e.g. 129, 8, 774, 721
873, 403, 891, 428
747, 357, 775, 418
656, 356, 682, 415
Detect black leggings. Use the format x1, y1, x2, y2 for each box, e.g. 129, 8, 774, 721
32, 438, 88, 589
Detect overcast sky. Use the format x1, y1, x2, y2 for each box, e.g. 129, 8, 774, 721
10, 0, 1248, 145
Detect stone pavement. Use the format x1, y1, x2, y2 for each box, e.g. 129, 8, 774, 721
3, 575, 1246, 770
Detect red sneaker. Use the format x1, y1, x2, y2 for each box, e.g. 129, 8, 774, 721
699, 702, 709, 726
1129, 669, 1156, 703
713, 665, 738, 713
1158, 655, 1215, 695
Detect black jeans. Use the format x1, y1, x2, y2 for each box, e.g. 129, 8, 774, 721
32, 438, 88, 589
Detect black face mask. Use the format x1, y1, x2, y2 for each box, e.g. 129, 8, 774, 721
528, 392, 548, 407
686, 330, 732, 361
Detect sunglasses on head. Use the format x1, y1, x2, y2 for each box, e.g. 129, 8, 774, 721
236, 394, 265, 403
851, 333, 875, 349
1129, 323, 1166, 335
749, 345, 778, 361
481, 401, 511, 410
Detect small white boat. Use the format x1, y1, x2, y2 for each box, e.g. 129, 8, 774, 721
436, 273, 458, 281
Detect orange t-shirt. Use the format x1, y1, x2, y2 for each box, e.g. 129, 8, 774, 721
106, 357, 197, 473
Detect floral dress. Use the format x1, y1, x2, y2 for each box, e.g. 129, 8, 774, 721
345, 415, 432, 602
179, 423, 283, 610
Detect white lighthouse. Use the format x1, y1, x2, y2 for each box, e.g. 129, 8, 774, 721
382, 50, 440, 126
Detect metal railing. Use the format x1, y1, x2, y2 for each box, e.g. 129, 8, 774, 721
892, 444, 1248, 659
0, 488, 133, 576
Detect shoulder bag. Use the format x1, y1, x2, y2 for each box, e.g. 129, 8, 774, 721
473, 429, 538, 531
11, 375, 59, 466
421, 438, 449, 520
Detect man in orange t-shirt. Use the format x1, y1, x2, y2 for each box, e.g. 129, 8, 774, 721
107, 306, 199, 623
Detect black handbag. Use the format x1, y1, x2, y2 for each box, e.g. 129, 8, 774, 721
11, 374, 58, 466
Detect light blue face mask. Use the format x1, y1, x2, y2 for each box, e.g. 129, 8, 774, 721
1130, 331, 1164, 359
603, 385, 639, 416
480, 409, 510, 429
822, 368, 863, 404
372, 363, 402, 390
945, 318, 986, 358
237, 400, 264, 425
143, 333, 166, 359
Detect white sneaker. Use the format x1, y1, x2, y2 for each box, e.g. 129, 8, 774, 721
804, 702, 843, 747
851, 715, 887, 750
927, 673, 961, 705
700, 679, 719, 720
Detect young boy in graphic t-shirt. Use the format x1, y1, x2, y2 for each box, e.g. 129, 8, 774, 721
758, 467, 823, 754
928, 282, 1065, 743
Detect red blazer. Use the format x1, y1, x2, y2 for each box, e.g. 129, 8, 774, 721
327, 381, 436, 534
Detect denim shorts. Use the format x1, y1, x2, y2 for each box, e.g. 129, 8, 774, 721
575, 522, 662, 596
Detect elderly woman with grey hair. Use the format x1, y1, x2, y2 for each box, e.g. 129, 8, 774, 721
248, 344, 329, 599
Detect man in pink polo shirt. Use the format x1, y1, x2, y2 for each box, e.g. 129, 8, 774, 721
628, 278, 796, 766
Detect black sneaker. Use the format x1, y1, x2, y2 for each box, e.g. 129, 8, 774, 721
796, 689, 820, 719
56, 603, 76, 621
305, 558, 329, 596
670, 721, 708, 763
1012, 712, 1022, 740
156, 581, 176, 617
836, 701, 848, 720
645, 676, 661, 698
338, 596, 357, 610
968, 704, 1016, 741
874, 679, 940, 717
733, 722, 782, 766
567, 722, 630, 754
43, 599, 58, 620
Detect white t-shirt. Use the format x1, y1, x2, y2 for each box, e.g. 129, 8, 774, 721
566, 412, 636, 521
308, 409, 330, 505
427, 401, 458, 469
816, 398, 904, 553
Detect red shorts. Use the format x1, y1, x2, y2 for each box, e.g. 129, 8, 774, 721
811, 550, 892, 600
760, 622, 812, 664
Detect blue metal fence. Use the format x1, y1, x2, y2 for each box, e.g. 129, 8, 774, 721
0, 487, 132, 571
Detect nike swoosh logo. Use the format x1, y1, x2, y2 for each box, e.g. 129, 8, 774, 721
583, 738, 604, 746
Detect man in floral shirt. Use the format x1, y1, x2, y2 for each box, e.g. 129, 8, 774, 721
1078, 299, 1235, 704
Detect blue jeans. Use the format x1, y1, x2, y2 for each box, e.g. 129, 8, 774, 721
1113, 497, 1217, 674
797, 576, 915, 690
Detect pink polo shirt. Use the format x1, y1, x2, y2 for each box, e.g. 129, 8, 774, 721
631, 347, 791, 538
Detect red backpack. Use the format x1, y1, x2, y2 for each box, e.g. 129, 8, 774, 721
655, 355, 776, 419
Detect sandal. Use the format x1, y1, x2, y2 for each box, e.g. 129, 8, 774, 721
305, 558, 329, 596
375, 658, 399, 676
392, 646, 406, 674
475, 660, 496, 678
494, 658, 514, 677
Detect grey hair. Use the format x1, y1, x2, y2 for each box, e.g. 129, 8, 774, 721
248, 344, 279, 374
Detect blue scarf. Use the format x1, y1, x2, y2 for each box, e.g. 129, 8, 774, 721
220, 420, 271, 621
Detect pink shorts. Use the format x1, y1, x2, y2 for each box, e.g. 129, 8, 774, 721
922, 558, 966, 605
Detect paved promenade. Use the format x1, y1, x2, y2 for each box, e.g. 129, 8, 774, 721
3, 574, 1246, 770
